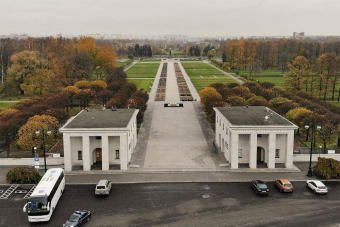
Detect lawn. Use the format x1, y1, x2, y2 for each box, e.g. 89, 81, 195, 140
125, 62, 161, 78
139, 59, 161, 62
0, 102, 15, 109
181, 62, 239, 91
240, 69, 291, 77
118, 62, 127, 67
255, 76, 286, 87
0, 95, 27, 101
128, 79, 154, 92
180, 59, 202, 61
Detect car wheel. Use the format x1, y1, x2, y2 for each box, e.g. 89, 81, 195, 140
306, 183, 309, 188
279, 188, 283, 193
313, 189, 316, 194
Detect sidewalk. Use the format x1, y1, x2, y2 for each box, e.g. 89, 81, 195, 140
0, 162, 324, 185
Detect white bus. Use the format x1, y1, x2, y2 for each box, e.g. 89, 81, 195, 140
23, 168, 65, 222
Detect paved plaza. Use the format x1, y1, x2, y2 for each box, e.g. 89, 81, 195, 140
141, 60, 218, 170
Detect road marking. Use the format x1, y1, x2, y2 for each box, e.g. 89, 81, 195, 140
303, 192, 311, 196
202, 194, 211, 199
23, 185, 36, 199
0, 185, 18, 199
15, 190, 28, 194
0, 190, 3, 194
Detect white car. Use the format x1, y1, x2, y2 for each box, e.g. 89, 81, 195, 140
95, 180, 112, 195
306, 180, 328, 194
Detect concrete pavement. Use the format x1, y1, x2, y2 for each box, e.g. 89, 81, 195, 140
0, 162, 322, 185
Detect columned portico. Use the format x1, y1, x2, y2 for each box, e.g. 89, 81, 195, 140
249, 133, 257, 169
267, 133, 276, 169
213, 106, 298, 170
82, 135, 91, 171
60, 109, 139, 171
230, 132, 239, 169
101, 135, 109, 170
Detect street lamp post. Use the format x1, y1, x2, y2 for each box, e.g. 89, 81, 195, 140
35, 129, 51, 173
305, 124, 321, 177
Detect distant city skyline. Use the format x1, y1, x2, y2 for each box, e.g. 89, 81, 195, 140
1, 0, 339, 37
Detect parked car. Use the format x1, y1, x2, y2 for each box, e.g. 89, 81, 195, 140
63, 210, 91, 227
306, 180, 328, 194
95, 180, 112, 195
251, 180, 269, 195
275, 179, 293, 192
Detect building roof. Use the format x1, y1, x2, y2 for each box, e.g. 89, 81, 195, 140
63, 109, 137, 129
215, 106, 295, 126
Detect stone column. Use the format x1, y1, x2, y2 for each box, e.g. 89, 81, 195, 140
82, 135, 91, 171
63, 134, 72, 171
120, 133, 128, 170
230, 132, 239, 169
285, 131, 294, 168
267, 133, 276, 169
101, 135, 109, 171
249, 133, 257, 169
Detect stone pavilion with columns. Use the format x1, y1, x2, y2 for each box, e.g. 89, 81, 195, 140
59, 108, 139, 171
213, 106, 298, 169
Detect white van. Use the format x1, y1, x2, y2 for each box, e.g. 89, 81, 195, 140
95, 180, 112, 195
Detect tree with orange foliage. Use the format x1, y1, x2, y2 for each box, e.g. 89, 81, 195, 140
96, 43, 118, 73
17, 115, 59, 157
76, 37, 98, 60
89, 80, 107, 93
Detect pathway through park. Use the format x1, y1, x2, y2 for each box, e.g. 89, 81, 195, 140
132, 59, 220, 171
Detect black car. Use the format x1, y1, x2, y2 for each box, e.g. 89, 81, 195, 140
63, 210, 91, 227
251, 180, 269, 195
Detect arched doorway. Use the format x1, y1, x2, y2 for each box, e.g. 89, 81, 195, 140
93, 148, 102, 163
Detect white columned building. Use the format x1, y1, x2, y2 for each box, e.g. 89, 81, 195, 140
213, 106, 298, 169
59, 108, 139, 171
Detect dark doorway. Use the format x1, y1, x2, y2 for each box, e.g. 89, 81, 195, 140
95, 148, 102, 162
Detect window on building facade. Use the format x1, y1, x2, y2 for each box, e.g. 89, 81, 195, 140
116, 150, 120, 159
238, 149, 242, 158
217, 116, 218, 123
95, 136, 101, 140
78, 151, 82, 160
226, 128, 228, 135
275, 149, 280, 158
223, 123, 224, 130
257, 134, 262, 138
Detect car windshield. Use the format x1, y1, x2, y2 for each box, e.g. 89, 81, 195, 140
284, 184, 292, 187
27, 197, 48, 212
258, 184, 267, 189
69, 214, 80, 222
318, 186, 327, 189
96, 186, 105, 189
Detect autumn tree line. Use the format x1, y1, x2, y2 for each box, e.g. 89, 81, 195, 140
214, 38, 340, 74
199, 81, 340, 152
0, 36, 123, 97
0, 79, 149, 156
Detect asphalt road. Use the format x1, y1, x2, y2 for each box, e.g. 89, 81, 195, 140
1, 182, 340, 227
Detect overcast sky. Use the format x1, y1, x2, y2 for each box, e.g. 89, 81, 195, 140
0, 0, 339, 37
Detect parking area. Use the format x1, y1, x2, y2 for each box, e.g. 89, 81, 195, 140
2, 182, 340, 226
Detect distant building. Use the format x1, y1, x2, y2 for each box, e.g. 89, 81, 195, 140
293, 32, 305, 39
214, 106, 298, 169
59, 108, 139, 171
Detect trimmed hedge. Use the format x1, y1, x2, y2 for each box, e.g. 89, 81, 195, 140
313, 157, 340, 180
6, 166, 41, 184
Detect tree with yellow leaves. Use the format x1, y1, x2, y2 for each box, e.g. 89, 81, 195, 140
76, 37, 98, 60
17, 115, 59, 157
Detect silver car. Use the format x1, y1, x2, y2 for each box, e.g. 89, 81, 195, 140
95, 180, 112, 195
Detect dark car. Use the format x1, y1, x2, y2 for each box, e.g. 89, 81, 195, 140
63, 210, 91, 227
251, 180, 269, 195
